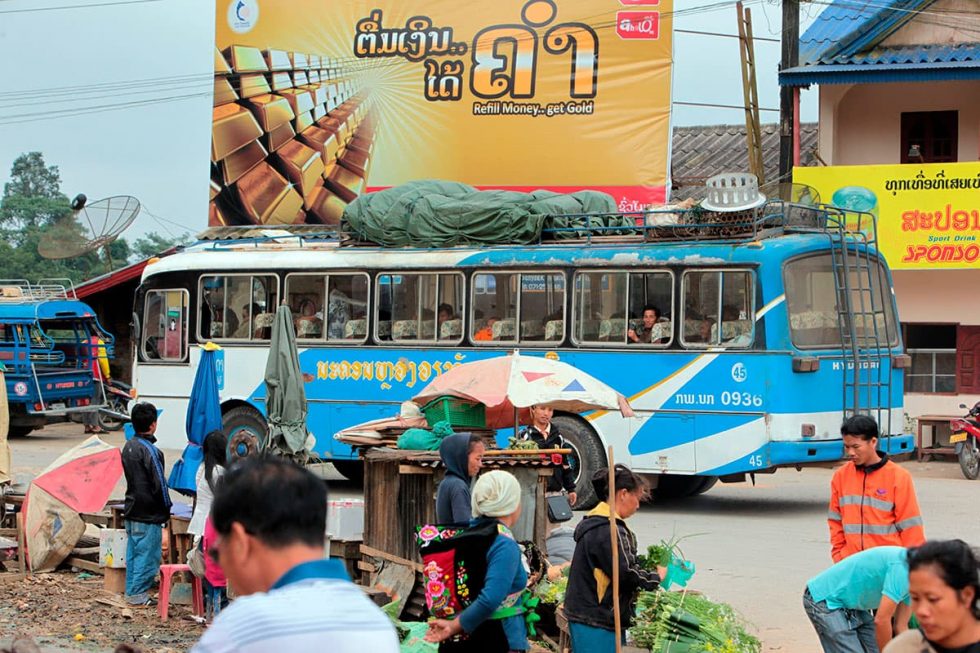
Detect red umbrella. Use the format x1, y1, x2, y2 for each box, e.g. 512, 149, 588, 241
25, 436, 122, 571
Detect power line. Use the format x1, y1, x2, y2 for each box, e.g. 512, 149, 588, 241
0, 0, 161, 14
674, 101, 779, 112
676, 28, 781, 43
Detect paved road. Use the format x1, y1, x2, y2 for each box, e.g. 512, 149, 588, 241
8, 423, 979, 652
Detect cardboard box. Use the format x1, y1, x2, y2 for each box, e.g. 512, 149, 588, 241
326, 499, 364, 541
104, 567, 126, 594
99, 528, 127, 568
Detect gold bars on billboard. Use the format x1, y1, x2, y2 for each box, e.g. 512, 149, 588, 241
293, 110, 314, 134
341, 149, 369, 178
303, 84, 327, 106
270, 72, 293, 92
264, 49, 291, 72
308, 71, 320, 84
209, 178, 222, 201
292, 71, 309, 87
325, 165, 365, 203
308, 55, 322, 69
318, 117, 349, 145
220, 140, 267, 185
215, 47, 232, 75
278, 88, 314, 117
308, 184, 346, 226
290, 52, 309, 69
209, 201, 229, 226
301, 127, 340, 165
349, 135, 374, 156
212, 103, 263, 161
225, 45, 268, 73
236, 163, 305, 225
213, 77, 239, 107
265, 122, 296, 153
312, 105, 327, 121
276, 139, 326, 208
237, 74, 271, 99
245, 94, 294, 131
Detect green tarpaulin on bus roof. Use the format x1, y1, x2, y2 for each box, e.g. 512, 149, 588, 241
341, 180, 633, 247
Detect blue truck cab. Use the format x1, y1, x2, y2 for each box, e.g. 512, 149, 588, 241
0, 280, 113, 436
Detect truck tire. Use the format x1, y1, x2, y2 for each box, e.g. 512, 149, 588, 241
8, 425, 34, 438
222, 405, 267, 461
656, 474, 719, 499
551, 415, 606, 510
332, 460, 364, 484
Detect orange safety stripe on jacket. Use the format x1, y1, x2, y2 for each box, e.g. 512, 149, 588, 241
828, 456, 925, 562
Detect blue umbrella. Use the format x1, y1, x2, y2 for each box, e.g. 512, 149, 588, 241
168, 343, 223, 495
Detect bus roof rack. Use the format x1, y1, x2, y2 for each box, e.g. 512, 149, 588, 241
196, 225, 341, 246
0, 279, 77, 303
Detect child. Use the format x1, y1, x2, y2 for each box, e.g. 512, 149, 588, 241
121, 402, 171, 606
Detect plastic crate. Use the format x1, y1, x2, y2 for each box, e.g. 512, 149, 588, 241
423, 396, 486, 428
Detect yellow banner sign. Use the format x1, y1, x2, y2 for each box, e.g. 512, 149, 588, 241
794, 162, 980, 270
210, 0, 674, 227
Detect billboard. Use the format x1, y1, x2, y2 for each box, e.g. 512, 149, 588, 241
210, 0, 674, 227
794, 162, 980, 270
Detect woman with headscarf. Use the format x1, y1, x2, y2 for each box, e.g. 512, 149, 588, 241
436, 433, 485, 526
885, 540, 980, 653
426, 470, 529, 653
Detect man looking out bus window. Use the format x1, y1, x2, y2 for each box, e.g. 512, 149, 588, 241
828, 415, 925, 563
628, 306, 661, 344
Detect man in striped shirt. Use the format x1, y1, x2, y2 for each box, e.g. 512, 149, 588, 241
828, 415, 925, 563
191, 458, 398, 653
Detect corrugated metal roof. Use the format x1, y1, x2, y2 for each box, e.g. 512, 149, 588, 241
780, 57, 980, 86
670, 123, 819, 200
829, 43, 980, 65
799, 0, 934, 65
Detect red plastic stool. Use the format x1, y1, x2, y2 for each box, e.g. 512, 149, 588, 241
158, 563, 204, 621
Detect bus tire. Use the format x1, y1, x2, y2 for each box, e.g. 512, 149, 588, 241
222, 405, 267, 461
332, 460, 364, 484
551, 415, 606, 510
8, 425, 34, 438
656, 474, 719, 499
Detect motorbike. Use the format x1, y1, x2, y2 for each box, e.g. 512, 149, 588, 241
97, 378, 133, 432
949, 401, 980, 480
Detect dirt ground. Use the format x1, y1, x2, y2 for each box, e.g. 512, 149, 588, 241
0, 571, 202, 653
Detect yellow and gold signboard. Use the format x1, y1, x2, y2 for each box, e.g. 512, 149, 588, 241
795, 162, 980, 270
210, 0, 674, 227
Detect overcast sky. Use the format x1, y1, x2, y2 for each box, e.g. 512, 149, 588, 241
0, 0, 818, 242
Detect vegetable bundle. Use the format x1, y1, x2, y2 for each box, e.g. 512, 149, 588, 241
631, 590, 761, 653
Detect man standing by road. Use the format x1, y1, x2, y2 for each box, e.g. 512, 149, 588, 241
828, 415, 925, 563
121, 402, 171, 606
191, 457, 398, 653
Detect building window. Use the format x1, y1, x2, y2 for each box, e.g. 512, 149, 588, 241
901, 111, 958, 163
904, 323, 956, 393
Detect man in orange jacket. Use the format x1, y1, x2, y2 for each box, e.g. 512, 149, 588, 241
828, 415, 925, 562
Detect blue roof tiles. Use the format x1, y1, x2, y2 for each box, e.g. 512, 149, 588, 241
799, 0, 934, 64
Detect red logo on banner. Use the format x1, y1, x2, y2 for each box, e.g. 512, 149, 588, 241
616, 11, 660, 39
619, 0, 659, 5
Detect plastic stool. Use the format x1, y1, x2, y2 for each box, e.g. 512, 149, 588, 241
158, 563, 204, 621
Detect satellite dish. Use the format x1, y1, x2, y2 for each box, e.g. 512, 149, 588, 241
38, 195, 140, 268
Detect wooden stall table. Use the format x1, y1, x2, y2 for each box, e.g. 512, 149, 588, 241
917, 414, 959, 462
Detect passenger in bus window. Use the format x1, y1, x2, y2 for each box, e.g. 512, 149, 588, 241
438, 303, 455, 326
628, 306, 661, 344
327, 286, 352, 339
295, 299, 322, 338
686, 318, 714, 344
232, 303, 260, 339
474, 317, 499, 341
201, 278, 238, 339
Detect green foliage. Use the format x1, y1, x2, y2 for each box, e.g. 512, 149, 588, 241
632, 591, 762, 653
132, 230, 190, 259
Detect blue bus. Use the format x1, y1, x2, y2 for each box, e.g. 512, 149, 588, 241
132, 205, 911, 504
0, 280, 113, 436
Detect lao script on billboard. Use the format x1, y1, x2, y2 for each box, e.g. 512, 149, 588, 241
209, 0, 674, 228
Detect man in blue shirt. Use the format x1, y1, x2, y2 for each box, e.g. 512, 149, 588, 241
803, 545, 912, 652
192, 457, 398, 653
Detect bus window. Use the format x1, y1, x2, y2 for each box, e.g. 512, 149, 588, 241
573, 271, 672, 346
143, 289, 189, 361
326, 274, 369, 342
286, 274, 324, 340
681, 270, 754, 348
784, 254, 898, 348
471, 272, 565, 344
376, 273, 463, 344
200, 274, 278, 341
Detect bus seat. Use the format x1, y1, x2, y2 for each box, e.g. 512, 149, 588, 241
598, 318, 626, 341
650, 321, 671, 342
545, 319, 563, 341
439, 319, 462, 340
392, 320, 418, 340
296, 316, 323, 338
712, 320, 752, 342
791, 311, 837, 330
576, 318, 601, 341
492, 319, 516, 340
343, 318, 366, 339
520, 320, 544, 339
419, 322, 436, 340
377, 320, 391, 339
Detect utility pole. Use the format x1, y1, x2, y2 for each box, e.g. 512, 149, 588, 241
779, 0, 800, 182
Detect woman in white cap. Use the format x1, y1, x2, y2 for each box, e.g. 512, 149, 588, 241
425, 470, 529, 652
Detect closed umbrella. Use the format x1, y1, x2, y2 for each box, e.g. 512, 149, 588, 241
168, 342, 223, 495
265, 305, 314, 461
413, 350, 634, 428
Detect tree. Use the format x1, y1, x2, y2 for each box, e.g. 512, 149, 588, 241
132, 231, 190, 260
0, 152, 72, 235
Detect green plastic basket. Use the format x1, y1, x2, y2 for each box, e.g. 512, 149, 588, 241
423, 396, 486, 428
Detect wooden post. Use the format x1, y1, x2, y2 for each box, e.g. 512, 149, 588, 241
607, 446, 621, 653
16, 511, 27, 575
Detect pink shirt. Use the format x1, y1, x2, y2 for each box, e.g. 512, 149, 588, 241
203, 517, 227, 588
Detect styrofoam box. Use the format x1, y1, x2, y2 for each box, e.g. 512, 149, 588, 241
326, 499, 364, 541
99, 528, 127, 568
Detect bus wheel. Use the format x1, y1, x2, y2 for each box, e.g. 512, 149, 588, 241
223, 406, 267, 461
551, 415, 606, 510
656, 475, 719, 499
8, 425, 34, 438
332, 460, 364, 484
